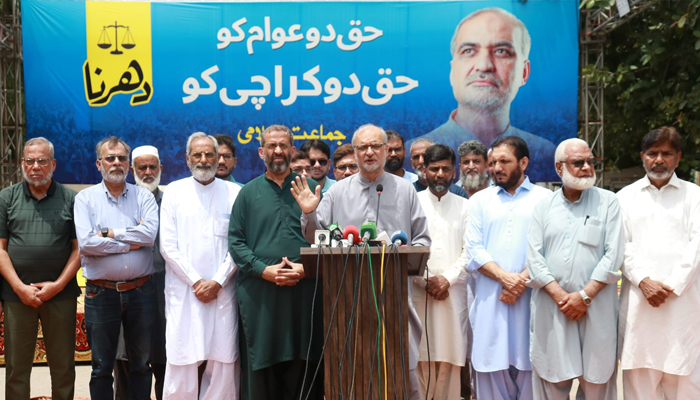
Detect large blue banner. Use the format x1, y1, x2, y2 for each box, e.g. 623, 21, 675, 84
23, 0, 578, 183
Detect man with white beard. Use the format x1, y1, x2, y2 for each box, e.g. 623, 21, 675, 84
114, 145, 167, 400
160, 132, 241, 399
74, 136, 159, 399
526, 138, 623, 399
458, 140, 489, 198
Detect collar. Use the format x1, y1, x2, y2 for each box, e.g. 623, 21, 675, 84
101, 180, 128, 199
495, 176, 533, 196
558, 185, 589, 204
263, 171, 297, 189
641, 172, 681, 190
426, 188, 451, 203
357, 171, 389, 189
22, 179, 57, 200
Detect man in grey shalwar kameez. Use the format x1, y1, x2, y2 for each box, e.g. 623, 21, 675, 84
526, 139, 623, 399
294, 123, 431, 400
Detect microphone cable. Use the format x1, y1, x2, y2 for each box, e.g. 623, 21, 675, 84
302, 243, 352, 400
338, 244, 363, 396
299, 243, 324, 400
392, 243, 409, 399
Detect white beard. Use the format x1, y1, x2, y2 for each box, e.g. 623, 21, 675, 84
189, 161, 217, 182
561, 167, 595, 191
134, 170, 161, 192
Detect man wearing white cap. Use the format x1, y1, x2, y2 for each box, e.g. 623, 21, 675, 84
114, 145, 167, 400
160, 132, 241, 399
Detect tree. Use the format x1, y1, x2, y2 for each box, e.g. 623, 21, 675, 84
583, 0, 700, 177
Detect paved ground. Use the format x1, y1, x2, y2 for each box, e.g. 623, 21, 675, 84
0, 363, 623, 399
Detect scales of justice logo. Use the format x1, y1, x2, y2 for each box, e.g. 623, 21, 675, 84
83, 3, 153, 107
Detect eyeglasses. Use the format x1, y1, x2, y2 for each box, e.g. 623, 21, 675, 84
561, 158, 597, 169
336, 164, 359, 172
353, 143, 385, 153
191, 152, 216, 160
264, 143, 290, 151
219, 154, 234, 160
292, 167, 313, 174
100, 154, 129, 163
310, 158, 329, 167
387, 147, 404, 155
23, 158, 52, 167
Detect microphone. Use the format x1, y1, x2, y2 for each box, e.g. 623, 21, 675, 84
375, 184, 383, 231
361, 221, 377, 243
343, 225, 360, 245
390, 230, 408, 246
327, 222, 344, 242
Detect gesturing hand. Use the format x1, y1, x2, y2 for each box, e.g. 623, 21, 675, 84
290, 176, 322, 214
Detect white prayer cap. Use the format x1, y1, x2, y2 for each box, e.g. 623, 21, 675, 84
132, 145, 160, 161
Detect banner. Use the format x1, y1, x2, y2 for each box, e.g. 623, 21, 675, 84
23, 0, 579, 183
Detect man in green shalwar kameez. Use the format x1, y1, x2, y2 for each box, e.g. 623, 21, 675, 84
228, 124, 324, 400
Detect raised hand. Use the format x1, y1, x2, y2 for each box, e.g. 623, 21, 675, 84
290, 176, 322, 214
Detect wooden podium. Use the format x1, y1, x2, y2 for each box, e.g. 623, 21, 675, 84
301, 245, 430, 400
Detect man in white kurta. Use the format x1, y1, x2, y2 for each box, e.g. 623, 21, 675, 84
412, 144, 470, 400
617, 127, 700, 400
465, 136, 550, 400
527, 139, 623, 399
160, 132, 242, 400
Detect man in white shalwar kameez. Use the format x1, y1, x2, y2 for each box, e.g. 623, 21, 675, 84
160, 132, 242, 400
413, 144, 470, 400
527, 139, 623, 399
617, 127, 700, 400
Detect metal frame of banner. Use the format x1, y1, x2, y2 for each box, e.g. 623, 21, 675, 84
0, 0, 23, 189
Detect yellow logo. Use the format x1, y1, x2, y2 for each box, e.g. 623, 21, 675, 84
83, 1, 153, 106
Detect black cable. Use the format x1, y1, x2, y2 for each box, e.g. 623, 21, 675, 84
340, 245, 363, 400
394, 245, 408, 399
299, 243, 323, 400
376, 245, 399, 399
303, 244, 351, 400
337, 245, 361, 390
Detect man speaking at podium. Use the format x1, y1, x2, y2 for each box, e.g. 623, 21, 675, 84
293, 123, 431, 400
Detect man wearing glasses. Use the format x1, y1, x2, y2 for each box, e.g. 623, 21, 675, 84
229, 125, 324, 400
290, 150, 313, 178
74, 136, 159, 399
527, 138, 623, 399
332, 143, 359, 180
300, 139, 335, 193
294, 123, 431, 400
214, 134, 244, 187
160, 132, 241, 398
0, 137, 81, 400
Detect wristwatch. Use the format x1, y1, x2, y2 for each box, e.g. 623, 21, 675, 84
101, 227, 109, 237
579, 289, 592, 306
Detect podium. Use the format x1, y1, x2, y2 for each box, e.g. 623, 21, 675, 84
301, 245, 430, 400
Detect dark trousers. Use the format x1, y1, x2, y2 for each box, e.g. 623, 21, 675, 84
239, 326, 323, 400
115, 360, 166, 400
84, 280, 155, 400
4, 297, 77, 400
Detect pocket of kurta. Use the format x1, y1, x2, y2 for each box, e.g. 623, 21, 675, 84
579, 224, 602, 247
215, 215, 230, 237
